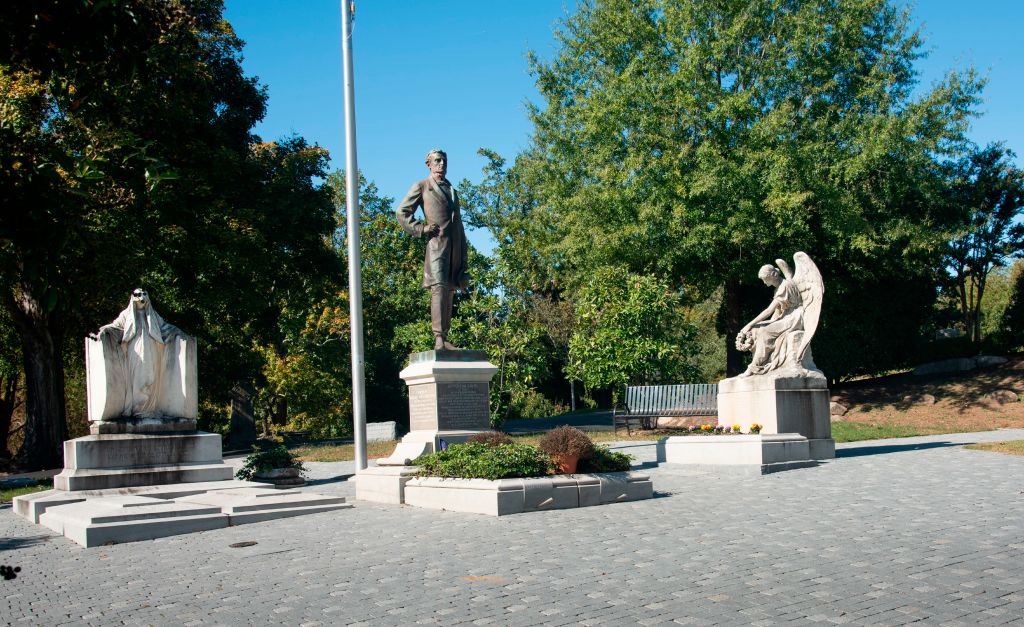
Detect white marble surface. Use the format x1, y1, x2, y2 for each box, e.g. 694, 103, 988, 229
86, 290, 198, 425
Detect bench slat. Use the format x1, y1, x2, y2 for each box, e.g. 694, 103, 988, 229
619, 383, 718, 419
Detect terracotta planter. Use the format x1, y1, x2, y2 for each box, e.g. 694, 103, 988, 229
553, 453, 580, 474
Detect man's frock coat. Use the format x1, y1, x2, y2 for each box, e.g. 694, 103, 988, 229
395, 176, 469, 289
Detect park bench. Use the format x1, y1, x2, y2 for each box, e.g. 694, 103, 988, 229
612, 384, 718, 435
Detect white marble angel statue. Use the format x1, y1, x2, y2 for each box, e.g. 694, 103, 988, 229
735, 252, 824, 378
87, 288, 197, 426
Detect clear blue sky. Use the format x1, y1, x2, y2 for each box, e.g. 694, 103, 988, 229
224, 1, 1024, 254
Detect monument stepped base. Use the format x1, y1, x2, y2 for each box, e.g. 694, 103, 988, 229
17, 483, 352, 547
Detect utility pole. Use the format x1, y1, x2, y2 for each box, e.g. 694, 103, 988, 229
341, 0, 367, 471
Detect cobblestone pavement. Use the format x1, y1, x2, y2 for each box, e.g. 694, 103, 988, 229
3, 429, 1024, 626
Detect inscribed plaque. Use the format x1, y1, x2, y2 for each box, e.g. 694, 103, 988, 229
436, 382, 490, 431
409, 384, 438, 431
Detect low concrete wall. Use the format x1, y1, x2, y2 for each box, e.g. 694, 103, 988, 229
366, 421, 397, 442
403, 472, 653, 516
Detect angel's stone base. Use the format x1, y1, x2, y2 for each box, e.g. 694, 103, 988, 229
717, 373, 833, 459
90, 416, 197, 435
53, 433, 233, 491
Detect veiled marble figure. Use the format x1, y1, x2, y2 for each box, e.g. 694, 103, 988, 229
87, 288, 197, 430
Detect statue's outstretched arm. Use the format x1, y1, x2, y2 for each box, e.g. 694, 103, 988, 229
741, 298, 780, 333
90, 312, 127, 339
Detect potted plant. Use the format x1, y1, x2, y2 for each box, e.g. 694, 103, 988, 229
538, 425, 594, 474
236, 445, 306, 487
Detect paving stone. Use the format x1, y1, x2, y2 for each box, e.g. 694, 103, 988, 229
4, 429, 1024, 623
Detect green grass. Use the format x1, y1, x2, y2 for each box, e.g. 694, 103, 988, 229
829, 421, 969, 442
964, 440, 1024, 456
290, 440, 399, 462
285, 422, 984, 461
1, 481, 52, 504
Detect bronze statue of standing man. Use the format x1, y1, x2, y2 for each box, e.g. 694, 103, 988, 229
396, 149, 469, 351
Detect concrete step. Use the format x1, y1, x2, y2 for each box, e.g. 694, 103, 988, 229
178, 487, 348, 513
12, 480, 274, 523
227, 501, 353, 525
31, 486, 353, 547
55, 462, 234, 491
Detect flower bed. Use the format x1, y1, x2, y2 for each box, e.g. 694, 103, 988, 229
672, 423, 763, 435
413, 428, 633, 480
366, 429, 653, 515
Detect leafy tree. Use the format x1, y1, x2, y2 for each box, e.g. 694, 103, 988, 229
258, 297, 351, 439
503, 0, 981, 377
565, 266, 701, 402
943, 144, 1024, 344
449, 255, 553, 427
999, 261, 1024, 350
979, 262, 1017, 341
0, 306, 21, 460
460, 150, 555, 296
685, 288, 726, 381
0, 1, 337, 468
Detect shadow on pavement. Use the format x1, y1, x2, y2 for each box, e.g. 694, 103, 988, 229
304, 475, 353, 486
0, 535, 52, 552
837, 441, 963, 458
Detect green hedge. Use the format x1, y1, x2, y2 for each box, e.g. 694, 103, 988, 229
414, 442, 554, 480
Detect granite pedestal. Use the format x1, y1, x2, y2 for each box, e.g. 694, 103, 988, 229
664, 433, 819, 474
53, 432, 234, 491
376, 349, 498, 467
717, 373, 835, 459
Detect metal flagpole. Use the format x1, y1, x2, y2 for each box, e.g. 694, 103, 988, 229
341, 0, 367, 472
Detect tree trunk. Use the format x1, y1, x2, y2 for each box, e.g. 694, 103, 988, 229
7, 290, 67, 470
724, 279, 744, 377
272, 396, 288, 426
973, 273, 987, 343
0, 375, 19, 458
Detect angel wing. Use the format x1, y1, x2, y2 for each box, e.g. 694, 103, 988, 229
792, 251, 823, 362
775, 258, 793, 280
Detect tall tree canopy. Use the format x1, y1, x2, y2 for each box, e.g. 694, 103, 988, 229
942, 144, 1024, 344
0, 0, 338, 468
481, 0, 982, 378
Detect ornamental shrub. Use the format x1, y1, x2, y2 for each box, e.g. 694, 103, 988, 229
414, 442, 554, 480
538, 425, 594, 459
466, 431, 515, 447
235, 445, 304, 481
577, 444, 633, 473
